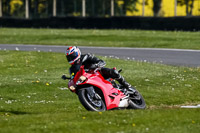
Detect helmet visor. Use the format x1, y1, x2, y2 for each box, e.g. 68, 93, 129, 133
66, 52, 79, 62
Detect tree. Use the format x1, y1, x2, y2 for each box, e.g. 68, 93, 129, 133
4, 0, 24, 17
152, 0, 162, 17
116, 0, 138, 16
177, 0, 195, 16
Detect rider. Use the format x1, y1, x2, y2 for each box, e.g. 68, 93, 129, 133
65, 46, 131, 90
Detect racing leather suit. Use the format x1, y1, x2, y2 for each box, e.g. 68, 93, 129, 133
69, 53, 131, 89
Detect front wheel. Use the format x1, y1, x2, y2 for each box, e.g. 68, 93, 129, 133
78, 87, 106, 111
128, 89, 146, 109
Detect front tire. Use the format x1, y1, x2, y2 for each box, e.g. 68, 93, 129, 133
78, 88, 106, 111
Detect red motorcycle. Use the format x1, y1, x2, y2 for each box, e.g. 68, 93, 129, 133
63, 65, 146, 111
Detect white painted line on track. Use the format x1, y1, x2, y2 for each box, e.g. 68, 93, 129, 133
181, 104, 200, 108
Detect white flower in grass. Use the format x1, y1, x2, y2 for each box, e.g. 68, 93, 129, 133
59, 87, 68, 90
115, 56, 119, 59
5, 100, 12, 104
46, 101, 54, 103
123, 119, 127, 123
185, 84, 191, 87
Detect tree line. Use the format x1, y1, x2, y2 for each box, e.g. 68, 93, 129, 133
0, 0, 197, 18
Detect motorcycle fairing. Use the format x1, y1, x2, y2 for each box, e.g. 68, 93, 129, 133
74, 66, 126, 110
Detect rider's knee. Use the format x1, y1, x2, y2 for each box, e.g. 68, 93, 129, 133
110, 69, 120, 79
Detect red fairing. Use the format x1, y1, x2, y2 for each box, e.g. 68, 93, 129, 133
73, 65, 126, 110
73, 65, 85, 82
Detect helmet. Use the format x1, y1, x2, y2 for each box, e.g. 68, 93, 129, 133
66, 46, 81, 65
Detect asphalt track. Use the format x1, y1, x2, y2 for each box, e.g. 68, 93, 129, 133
0, 44, 200, 67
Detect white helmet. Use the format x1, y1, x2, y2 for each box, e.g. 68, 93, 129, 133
66, 46, 81, 65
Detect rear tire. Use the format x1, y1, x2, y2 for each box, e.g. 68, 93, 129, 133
128, 89, 146, 109
78, 88, 106, 111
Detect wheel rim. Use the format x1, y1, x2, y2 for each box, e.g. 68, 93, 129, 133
87, 93, 102, 107
84, 90, 105, 110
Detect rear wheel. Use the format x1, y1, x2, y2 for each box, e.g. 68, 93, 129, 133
128, 89, 146, 109
78, 87, 106, 111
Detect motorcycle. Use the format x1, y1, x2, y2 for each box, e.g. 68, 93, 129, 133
62, 65, 146, 111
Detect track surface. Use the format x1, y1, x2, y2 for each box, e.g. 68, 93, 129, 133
0, 44, 200, 67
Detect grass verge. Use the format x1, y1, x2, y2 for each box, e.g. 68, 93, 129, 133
0, 28, 200, 49
0, 50, 200, 133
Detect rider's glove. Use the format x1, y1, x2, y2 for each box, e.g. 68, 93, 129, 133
61, 75, 67, 80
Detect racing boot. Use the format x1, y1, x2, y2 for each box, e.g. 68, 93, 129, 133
116, 75, 132, 90
111, 68, 132, 90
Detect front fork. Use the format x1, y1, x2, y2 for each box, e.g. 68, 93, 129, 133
84, 86, 101, 100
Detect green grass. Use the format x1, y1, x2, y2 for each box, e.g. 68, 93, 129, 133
0, 50, 200, 133
0, 28, 200, 49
